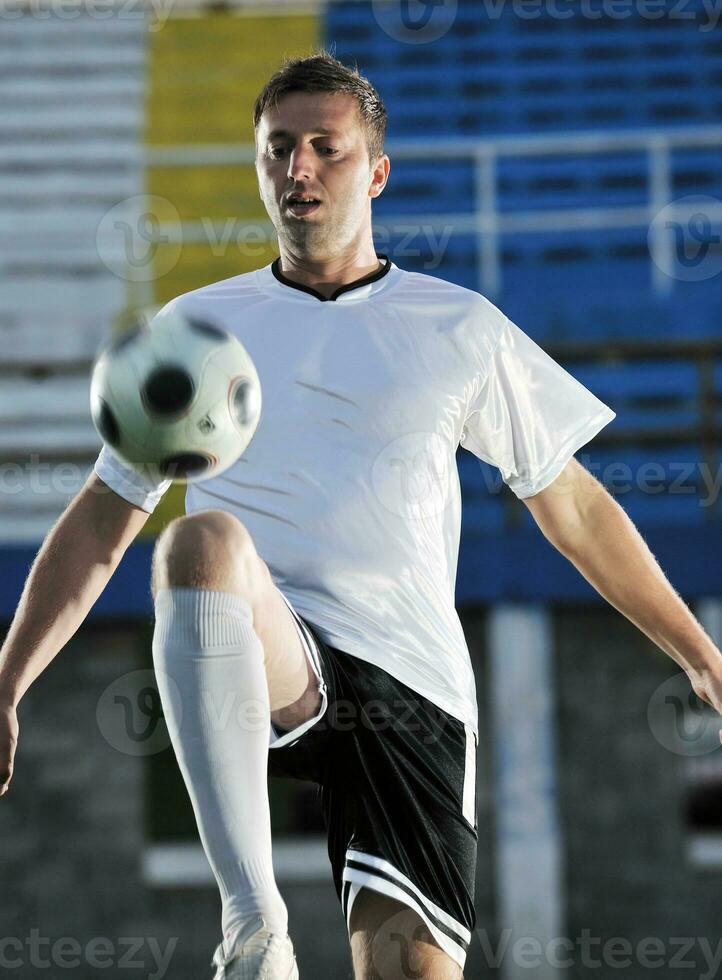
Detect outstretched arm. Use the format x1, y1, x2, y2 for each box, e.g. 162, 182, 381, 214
522, 458, 722, 736
0, 473, 150, 796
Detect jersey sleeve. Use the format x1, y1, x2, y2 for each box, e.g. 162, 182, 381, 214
92, 301, 183, 513
93, 444, 172, 513
461, 314, 616, 499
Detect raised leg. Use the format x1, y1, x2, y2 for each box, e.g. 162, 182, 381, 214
150, 508, 322, 947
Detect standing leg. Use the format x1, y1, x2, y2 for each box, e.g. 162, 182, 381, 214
349, 892, 464, 980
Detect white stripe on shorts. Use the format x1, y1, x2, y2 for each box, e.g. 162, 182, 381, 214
267, 589, 328, 750
342, 850, 470, 968
462, 723, 477, 827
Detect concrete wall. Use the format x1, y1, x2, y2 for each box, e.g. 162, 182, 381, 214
0, 611, 491, 978
554, 605, 722, 980
1, 605, 718, 978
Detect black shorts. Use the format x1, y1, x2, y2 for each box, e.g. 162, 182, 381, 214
269, 592, 478, 970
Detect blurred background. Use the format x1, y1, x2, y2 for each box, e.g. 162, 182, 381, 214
1, 0, 722, 977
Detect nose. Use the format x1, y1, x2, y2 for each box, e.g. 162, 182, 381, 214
287, 143, 314, 182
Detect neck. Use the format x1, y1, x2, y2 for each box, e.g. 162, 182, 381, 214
276, 244, 382, 300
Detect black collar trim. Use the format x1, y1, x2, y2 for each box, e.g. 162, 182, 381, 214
271, 254, 391, 302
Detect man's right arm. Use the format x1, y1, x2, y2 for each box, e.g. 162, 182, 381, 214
0, 472, 151, 795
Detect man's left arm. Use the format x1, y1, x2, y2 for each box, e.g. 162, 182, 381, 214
522, 457, 722, 736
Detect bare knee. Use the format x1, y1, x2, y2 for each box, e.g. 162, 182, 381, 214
350, 892, 463, 980
151, 510, 266, 599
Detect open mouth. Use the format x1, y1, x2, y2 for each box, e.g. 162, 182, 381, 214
286, 197, 322, 217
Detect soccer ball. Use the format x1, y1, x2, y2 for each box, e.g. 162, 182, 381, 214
90, 310, 262, 483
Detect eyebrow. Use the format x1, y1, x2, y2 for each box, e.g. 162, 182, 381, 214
266, 128, 341, 141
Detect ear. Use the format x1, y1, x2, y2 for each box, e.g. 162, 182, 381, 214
369, 154, 390, 200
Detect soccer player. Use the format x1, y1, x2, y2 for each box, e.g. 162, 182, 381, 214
2, 51, 722, 980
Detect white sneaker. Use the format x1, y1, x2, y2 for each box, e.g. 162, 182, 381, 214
211, 917, 299, 980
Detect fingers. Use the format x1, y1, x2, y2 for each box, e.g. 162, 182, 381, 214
0, 758, 14, 796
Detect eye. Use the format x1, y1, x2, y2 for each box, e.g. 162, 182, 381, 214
267, 144, 338, 159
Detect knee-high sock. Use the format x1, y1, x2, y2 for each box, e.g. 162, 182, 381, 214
152, 587, 288, 941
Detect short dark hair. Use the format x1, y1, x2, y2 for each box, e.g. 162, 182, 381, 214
253, 50, 387, 165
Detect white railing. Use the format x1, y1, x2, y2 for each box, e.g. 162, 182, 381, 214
144, 124, 722, 299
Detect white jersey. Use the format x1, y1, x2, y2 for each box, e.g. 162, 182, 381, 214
94, 256, 616, 733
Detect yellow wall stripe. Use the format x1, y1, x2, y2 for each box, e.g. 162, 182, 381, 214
141, 10, 319, 535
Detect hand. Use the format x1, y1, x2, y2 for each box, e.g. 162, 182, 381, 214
0, 701, 19, 797
685, 663, 722, 743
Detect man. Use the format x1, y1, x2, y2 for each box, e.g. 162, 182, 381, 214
2, 51, 722, 980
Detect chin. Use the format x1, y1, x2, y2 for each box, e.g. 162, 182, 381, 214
287, 225, 333, 246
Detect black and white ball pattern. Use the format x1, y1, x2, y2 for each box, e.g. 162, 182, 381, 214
90, 310, 262, 484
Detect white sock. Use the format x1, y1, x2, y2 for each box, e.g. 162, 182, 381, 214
152, 587, 288, 943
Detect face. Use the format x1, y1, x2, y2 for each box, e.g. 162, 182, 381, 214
255, 91, 389, 259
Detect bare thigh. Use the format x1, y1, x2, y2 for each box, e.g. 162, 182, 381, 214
253, 565, 322, 731
350, 891, 464, 980
151, 509, 322, 732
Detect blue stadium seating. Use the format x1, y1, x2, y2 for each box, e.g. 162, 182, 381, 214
327, 0, 721, 539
